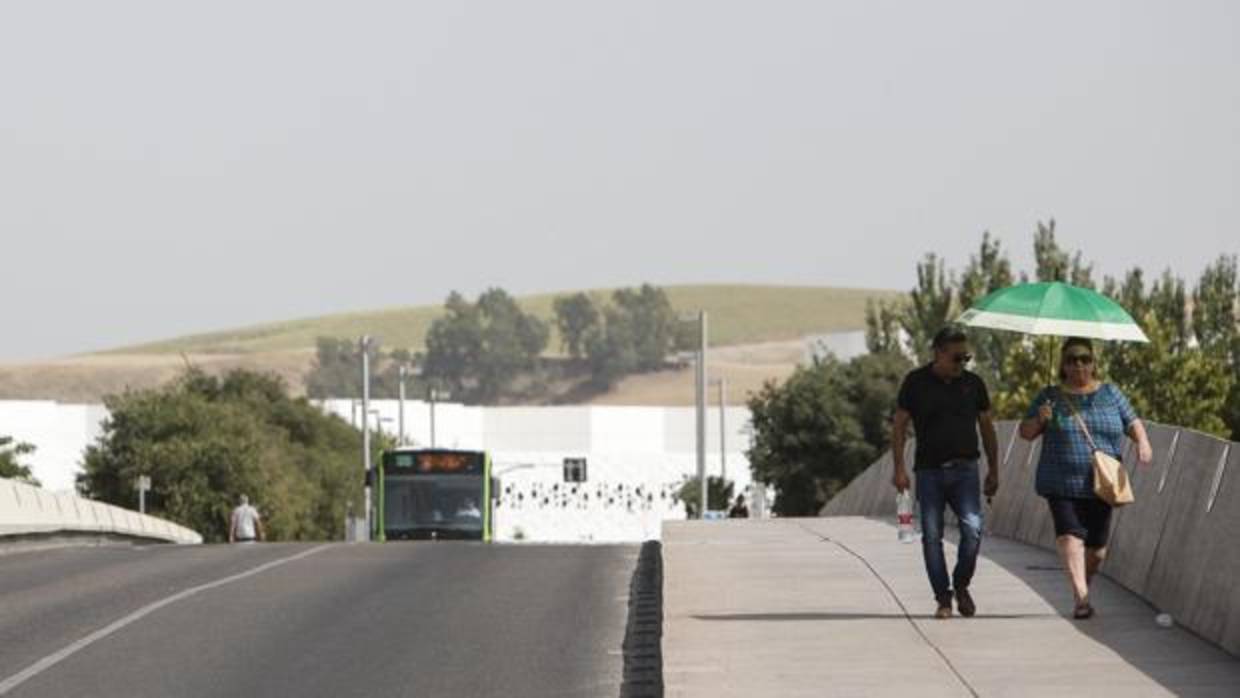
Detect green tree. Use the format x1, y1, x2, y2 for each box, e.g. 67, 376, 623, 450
0, 436, 39, 486
305, 337, 410, 399
1032, 219, 1094, 287
584, 284, 682, 388
900, 254, 955, 363
1192, 256, 1240, 439
864, 298, 906, 355
79, 369, 369, 542
674, 475, 735, 518
746, 356, 880, 516
553, 292, 600, 359
957, 233, 1017, 388
422, 289, 549, 403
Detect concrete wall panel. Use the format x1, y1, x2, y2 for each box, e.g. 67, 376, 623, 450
1145, 431, 1230, 621
1186, 444, 1240, 655
1105, 425, 1185, 598
989, 429, 1035, 539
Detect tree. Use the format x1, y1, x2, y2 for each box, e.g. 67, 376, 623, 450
584, 284, 683, 388
900, 254, 955, 363
746, 356, 886, 516
1193, 256, 1240, 439
422, 289, 549, 403
0, 436, 39, 486
79, 369, 370, 542
957, 233, 1017, 389
553, 293, 600, 359
1032, 219, 1094, 287
305, 337, 409, 399
864, 298, 906, 356
674, 475, 734, 519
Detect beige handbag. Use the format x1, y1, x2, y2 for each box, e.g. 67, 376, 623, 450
1066, 395, 1135, 507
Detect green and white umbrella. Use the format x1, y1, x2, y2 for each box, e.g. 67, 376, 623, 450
958, 282, 1149, 343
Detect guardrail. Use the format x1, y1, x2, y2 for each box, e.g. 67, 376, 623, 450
821, 420, 1239, 656
0, 476, 202, 545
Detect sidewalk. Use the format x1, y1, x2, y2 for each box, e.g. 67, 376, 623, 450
662, 517, 1240, 697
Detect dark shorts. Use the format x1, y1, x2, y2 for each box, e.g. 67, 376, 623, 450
1046, 496, 1113, 548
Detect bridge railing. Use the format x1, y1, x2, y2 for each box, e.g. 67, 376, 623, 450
821, 420, 1240, 656
0, 476, 202, 545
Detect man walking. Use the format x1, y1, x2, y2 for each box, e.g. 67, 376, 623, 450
892, 326, 999, 618
229, 494, 265, 543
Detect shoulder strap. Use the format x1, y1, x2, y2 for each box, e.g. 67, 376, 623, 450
1062, 391, 1100, 452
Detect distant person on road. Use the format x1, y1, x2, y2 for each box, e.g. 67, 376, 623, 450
1018, 337, 1152, 620
892, 326, 999, 619
728, 494, 749, 518
229, 494, 265, 543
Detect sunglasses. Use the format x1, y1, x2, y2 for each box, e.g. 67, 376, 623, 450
1064, 353, 1094, 366
951, 353, 973, 364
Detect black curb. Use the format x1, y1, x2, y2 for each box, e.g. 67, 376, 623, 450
620, 540, 663, 698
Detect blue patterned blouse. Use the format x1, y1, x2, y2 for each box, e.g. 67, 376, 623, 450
1026, 383, 1139, 499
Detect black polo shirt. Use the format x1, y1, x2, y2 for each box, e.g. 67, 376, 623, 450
897, 364, 990, 470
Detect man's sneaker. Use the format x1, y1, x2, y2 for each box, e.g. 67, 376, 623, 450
935, 594, 953, 619
955, 588, 976, 618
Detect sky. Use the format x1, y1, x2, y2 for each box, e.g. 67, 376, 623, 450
1, 1, 1237, 360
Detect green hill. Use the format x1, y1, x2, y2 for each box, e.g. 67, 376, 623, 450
108, 284, 900, 356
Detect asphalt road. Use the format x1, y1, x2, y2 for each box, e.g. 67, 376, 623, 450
0, 542, 639, 697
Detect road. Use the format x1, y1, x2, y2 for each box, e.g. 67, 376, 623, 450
0, 542, 639, 697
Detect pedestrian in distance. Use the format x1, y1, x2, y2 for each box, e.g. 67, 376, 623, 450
892, 326, 1000, 619
229, 494, 265, 543
728, 494, 749, 519
1018, 337, 1152, 620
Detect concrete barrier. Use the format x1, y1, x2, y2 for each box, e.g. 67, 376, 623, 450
0, 476, 200, 545
822, 420, 1240, 657
990, 432, 1037, 539
1104, 424, 1183, 597
1186, 443, 1240, 656
1144, 431, 1230, 620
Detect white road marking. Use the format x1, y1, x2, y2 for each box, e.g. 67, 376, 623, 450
0, 544, 332, 695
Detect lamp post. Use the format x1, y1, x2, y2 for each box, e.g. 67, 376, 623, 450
679, 311, 708, 518
429, 387, 450, 448
710, 376, 727, 483
360, 335, 373, 542
398, 364, 409, 446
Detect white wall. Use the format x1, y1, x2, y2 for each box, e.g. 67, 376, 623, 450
2, 399, 758, 541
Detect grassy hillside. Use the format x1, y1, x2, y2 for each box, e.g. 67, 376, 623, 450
110, 284, 900, 355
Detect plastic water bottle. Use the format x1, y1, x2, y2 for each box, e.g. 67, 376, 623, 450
897, 490, 917, 543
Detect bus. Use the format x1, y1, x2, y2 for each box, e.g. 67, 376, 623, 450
377, 448, 495, 541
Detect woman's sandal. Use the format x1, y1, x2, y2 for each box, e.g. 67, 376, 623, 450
1073, 600, 1095, 620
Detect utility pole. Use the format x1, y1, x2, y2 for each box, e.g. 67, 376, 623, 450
717, 376, 727, 483
360, 335, 372, 542
398, 364, 408, 446
696, 311, 708, 518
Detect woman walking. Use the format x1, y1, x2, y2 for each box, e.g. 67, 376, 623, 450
1018, 337, 1152, 619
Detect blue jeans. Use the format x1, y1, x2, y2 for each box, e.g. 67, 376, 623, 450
916, 459, 984, 600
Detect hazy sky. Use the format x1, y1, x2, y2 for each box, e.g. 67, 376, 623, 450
2, 1, 1237, 360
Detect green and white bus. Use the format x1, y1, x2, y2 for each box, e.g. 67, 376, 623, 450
377, 448, 495, 541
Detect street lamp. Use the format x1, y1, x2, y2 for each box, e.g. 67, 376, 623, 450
710, 376, 727, 483
398, 364, 409, 445
360, 335, 373, 542
679, 311, 708, 518
428, 387, 450, 448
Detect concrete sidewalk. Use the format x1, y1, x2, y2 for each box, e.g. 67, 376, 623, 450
662, 518, 1240, 697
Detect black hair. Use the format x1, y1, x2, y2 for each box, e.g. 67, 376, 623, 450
932, 325, 968, 350
1058, 337, 1095, 382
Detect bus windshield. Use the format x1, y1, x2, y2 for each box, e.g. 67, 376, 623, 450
383, 474, 485, 533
